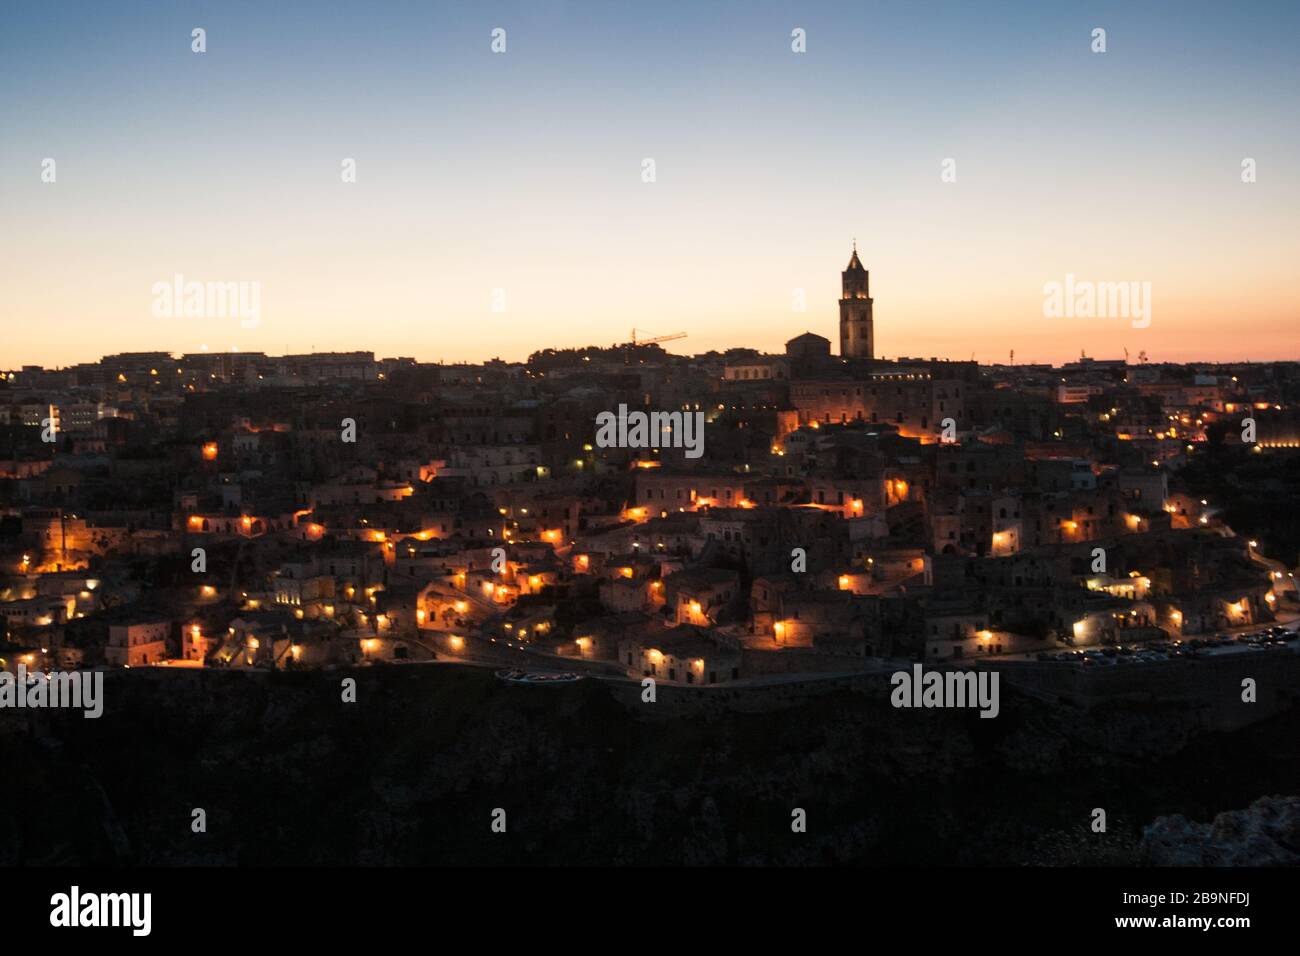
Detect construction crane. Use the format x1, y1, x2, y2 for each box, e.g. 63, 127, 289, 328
628, 328, 687, 347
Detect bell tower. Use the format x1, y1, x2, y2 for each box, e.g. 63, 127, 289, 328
839, 242, 874, 359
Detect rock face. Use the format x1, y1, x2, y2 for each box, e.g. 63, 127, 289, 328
1141, 796, 1300, 865
3, 666, 1300, 865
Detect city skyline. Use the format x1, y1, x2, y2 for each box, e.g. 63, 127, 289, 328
3, 0, 1299, 368
6, 0, 1300, 906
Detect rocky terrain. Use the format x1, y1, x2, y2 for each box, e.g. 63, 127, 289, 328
1141, 795, 1300, 865
3, 664, 1299, 865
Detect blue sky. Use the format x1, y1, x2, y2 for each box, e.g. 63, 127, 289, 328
2, 0, 1297, 365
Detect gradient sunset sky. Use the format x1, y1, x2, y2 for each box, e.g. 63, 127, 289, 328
2, 0, 1297, 368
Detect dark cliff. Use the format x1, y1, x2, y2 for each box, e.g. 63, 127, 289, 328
3, 665, 1299, 865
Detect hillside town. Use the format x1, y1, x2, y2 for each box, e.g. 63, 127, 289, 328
3, 251, 1299, 686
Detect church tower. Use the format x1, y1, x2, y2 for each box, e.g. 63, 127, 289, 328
839, 243, 874, 359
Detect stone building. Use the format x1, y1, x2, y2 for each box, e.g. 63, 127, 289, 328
839, 244, 874, 360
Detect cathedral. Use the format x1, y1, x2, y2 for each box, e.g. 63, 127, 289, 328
776, 244, 980, 440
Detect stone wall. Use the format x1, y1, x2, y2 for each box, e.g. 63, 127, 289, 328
985, 650, 1300, 731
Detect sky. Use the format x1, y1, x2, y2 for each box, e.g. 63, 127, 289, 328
1, 0, 1297, 368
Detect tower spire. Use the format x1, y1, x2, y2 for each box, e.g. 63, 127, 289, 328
845, 240, 865, 272
839, 244, 873, 359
